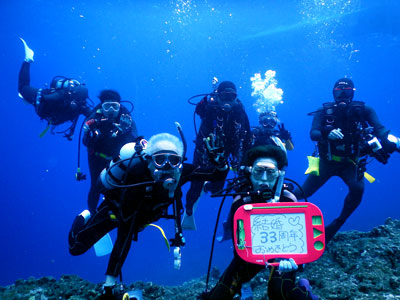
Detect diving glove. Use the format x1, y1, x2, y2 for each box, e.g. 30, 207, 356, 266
373, 149, 390, 165
388, 134, 400, 152
120, 114, 132, 131
328, 128, 344, 140
203, 133, 227, 170
20, 38, 34, 63
278, 123, 291, 141
278, 258, 298, 273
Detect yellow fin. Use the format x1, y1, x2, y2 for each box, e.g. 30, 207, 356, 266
364, 172, 376, 183
305, 156, 320, 176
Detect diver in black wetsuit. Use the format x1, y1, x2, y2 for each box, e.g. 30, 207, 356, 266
294, 78, 400, 243
182, 81, 251, 230
69, 132, 228, 299
18, 38, 91, 139
82, 89, 138, 213
199, 145, 319, 300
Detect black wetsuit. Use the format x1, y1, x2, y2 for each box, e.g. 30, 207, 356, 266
294, 101, 390, 243
18, 62, 91, 130
202, 189, 315, 300
68, 159, 228, 278
82, 104, 138, 213
185, 98, 251, 214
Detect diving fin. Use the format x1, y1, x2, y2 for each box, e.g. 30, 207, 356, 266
19, 37, 34, 62
181, 210, 197, 231
182, 195, 201, 231
364, 172, 376, 183
216, 220, 232, 243
305, 156, 320, 176
94, 233, 113, 256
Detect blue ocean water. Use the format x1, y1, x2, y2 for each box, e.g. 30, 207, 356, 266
1, 0, 399, 287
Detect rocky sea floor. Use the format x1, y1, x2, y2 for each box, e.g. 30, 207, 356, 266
1, 218, 400, 300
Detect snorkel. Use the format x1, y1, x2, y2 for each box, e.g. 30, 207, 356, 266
272, 169, 285, 203
159, 122, 187, 198
175, 121, 187, 162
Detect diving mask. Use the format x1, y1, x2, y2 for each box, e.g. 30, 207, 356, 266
102, 101, 121, 112
151, 152, 182, 170
102, 101, 120, 119
251, 165, 280, 181
250, 158, 280, 192
260, 116, 278, 128
259, 111, 278, 128
333, 86, 354, 103
217, 89, 238, 111
218, 90, 237, 102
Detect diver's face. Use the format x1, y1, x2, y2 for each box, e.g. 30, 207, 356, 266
260, 113, 278, 128
217, 88, 237, 110
333, 84, 354, 106
250, 158, 280, 192
148, 151, 183, 181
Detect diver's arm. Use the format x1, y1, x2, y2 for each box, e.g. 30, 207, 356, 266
115, 119, 138, 146
181, 163, 228, 184
18, 62, 38, 105
194, 96, 208, 117
310, 109, 325, 141
366, 105, 400, 153
365, 106, 389, 139
82, 110, 100, 146
18, 38, 37, 104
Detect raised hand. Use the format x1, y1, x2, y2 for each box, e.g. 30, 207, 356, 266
278, 123, 291, 141
203, 133, 227, 170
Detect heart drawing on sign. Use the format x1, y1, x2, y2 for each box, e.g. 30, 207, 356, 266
288, 216, 300, 227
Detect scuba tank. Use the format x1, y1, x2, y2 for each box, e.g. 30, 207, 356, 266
100, 141, 146, 189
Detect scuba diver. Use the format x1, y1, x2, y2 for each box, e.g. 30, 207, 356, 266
81, 89, 138, 214
68, 130, 229, 300
199, 145, 319, 300
294, 78, 400, 243
182, 80, 251, 230
18, 38, 91, 140
252, 110, 294, 151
